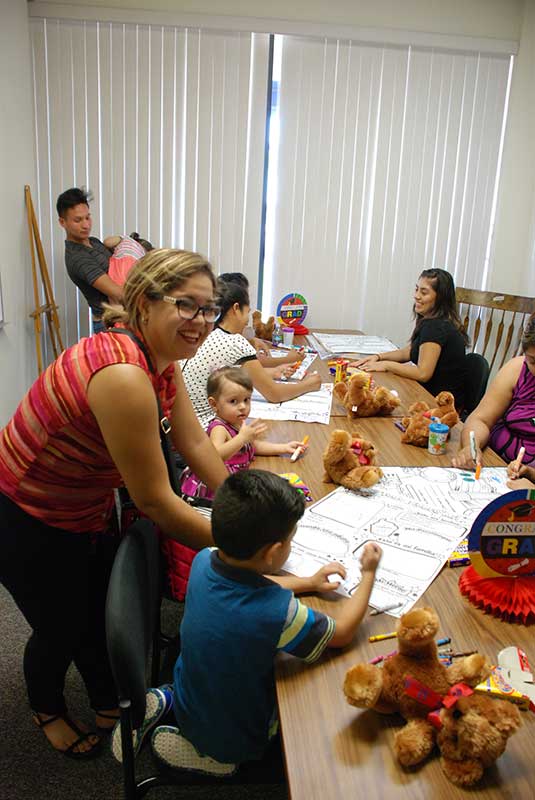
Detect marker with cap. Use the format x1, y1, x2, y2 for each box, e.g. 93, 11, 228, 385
290, 435, 310, 463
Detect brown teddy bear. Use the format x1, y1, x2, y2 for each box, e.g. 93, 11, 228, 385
252, 310, 275, 341
401, 391, 459, 447
323, 429, 383, 489
343, 607, 521, 786
334, 373, 401, 419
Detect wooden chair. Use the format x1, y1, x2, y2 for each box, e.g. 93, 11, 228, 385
456, 287, 535, 373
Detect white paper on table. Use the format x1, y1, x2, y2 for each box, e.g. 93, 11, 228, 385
288, 353, 317, 380
267, 351, 317, 380
249, 383, 333, 424
313, 333, 397, 354
282, 467, 510, 616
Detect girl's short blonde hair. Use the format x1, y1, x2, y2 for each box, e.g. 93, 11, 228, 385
102, 248, 215, 330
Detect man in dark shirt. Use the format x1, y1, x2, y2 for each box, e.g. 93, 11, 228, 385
57, 188, 122, 333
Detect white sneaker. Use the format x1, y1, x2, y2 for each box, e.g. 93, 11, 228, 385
111, 686, 173, 763
151, 725, 237, 776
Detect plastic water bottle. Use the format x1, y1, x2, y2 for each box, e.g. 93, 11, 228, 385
272, 322, 283, 347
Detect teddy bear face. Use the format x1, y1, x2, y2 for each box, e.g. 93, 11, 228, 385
437, 694, 521, 766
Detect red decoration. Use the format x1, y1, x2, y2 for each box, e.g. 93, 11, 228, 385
403, 675, 474, 730
459, 566, 535, 623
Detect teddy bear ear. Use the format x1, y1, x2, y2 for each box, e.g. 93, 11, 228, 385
491, 702, 522, 735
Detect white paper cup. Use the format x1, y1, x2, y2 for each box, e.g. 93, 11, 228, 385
282, 327, 295, 346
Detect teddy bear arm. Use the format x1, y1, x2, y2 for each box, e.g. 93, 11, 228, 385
343, 664, 385, 709
394, 718, 436, 767
439, 756, 484, 787
445, 653, 491, 686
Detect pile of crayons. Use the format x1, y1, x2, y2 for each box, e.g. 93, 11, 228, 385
368, 632, 476, 665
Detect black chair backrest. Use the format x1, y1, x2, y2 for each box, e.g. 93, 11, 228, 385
463, 352, 490, 416
105, 520, 160, 729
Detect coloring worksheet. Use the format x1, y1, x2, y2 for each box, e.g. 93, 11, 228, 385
249, 383, 333, 424
268, 350, 318, 380
282, 466, 510, 616
313, 333, 397, 354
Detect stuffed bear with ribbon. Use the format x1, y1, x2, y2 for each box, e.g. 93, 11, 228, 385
401, 391, 459, 447
343, 607, 522, 786
322, 429, 383, 490
334, 372, 401, 419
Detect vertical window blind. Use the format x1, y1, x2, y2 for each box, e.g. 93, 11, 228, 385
265, 36, 513, 346
30, 17, 269, 345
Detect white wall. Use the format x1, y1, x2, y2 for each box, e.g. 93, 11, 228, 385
0, 0, 37, 425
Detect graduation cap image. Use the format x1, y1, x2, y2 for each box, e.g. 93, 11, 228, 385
508, 502, 533, 518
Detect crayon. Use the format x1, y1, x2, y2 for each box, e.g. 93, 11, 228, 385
436, 637, 451, 646
368, 632, 397, 643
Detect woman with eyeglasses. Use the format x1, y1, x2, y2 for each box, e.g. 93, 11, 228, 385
181, 279, 322, 430
0, 249, 228, 760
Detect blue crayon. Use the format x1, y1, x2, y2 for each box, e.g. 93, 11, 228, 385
436, 637, 451, 647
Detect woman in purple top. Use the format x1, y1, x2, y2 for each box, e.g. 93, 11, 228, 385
453, 314, 535, 473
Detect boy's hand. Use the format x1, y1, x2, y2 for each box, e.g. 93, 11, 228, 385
239, 419, 267, 443
359, 542, 382, 573
307, 562, 347, 593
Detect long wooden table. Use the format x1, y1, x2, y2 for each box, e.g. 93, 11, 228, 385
254, 338, 534, 800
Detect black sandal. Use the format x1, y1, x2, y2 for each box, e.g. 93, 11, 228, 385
33, 712, 102, 760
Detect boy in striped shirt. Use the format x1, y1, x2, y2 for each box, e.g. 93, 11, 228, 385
151, 469, 382, 774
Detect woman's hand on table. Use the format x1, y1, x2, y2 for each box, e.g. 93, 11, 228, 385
349, 354, 380, 369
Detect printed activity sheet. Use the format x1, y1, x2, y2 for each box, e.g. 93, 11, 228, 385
249, 383, 333, 424
283, 466, 510, 616
313, 333, 397, 354
268, 350, 317, 380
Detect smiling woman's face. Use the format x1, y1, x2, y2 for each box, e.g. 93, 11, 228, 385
141, 272, 216, 365
413, 277, 437, 318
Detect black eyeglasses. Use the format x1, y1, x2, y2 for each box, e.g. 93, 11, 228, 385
162, 295, 221, 323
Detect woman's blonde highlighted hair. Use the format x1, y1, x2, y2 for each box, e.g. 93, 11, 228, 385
102, 249, 215, 330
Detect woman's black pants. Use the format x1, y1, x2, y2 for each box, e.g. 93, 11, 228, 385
0, 492, 118, 715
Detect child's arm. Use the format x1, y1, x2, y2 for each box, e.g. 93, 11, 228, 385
254, 439, 308, 457
327, 543, 382, 648
209, 419, 268, 461
258, 349, 303, 368
103, 234, 122, 251
270, 561, 346, 593
507, 462, 535, 483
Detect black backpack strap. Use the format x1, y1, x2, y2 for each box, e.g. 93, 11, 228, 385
108, 328, 180, 495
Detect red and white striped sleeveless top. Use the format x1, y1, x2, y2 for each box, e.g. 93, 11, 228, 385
0, 330, 176, 533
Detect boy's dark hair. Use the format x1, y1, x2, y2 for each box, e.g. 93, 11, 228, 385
130, 231, 154, 252
212, 469, 305, 559
215, 279, 250, 321
218, 272, 249, 289
207, 365, 253, 399
56, 187, 92, 218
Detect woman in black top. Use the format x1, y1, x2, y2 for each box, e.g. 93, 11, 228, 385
352, 269, 468, 409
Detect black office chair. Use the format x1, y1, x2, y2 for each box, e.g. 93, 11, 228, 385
105, 520, 285, 799
461, 352, 490, 421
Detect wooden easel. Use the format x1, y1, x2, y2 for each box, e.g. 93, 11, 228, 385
25, 185, 64, 373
